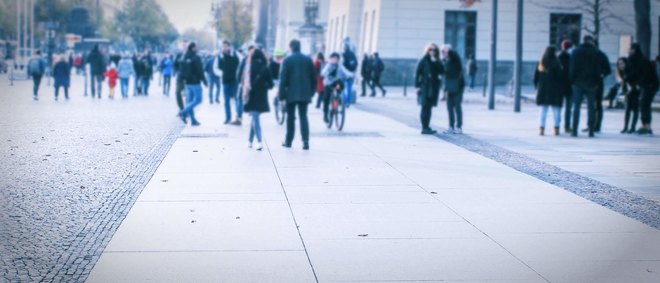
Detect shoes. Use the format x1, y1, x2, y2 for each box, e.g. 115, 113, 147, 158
224, 120, 231, 125
421, 128, 437, 135
191, 121, 201, 127
638, 128, 653, 135
230, 118, 242, 126
177, 113, 187, 124
256, 143, 263, 151
455, 128, 463, 134
589, 131, 595, 138
54, 96, 58, 101
539, 127, 545, 136
370, 93, 376, 97
302, 142, 309, 150
620, 128, 628, 134
627, 128, 636, 134
33, 95, 38, 101
553, 127, 560, 136
564, 127, 572, 133
442, 128, 455, 135
282, 142, 292, 148
382, 90, 387, 97
248, 143, 253, 149
571, 131, 578, 137
581, 128, 589, 133
215, 99, 220, 104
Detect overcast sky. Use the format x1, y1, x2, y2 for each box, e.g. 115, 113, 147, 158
157, 0, 215, 32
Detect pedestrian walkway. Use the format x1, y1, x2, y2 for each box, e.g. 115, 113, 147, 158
87, 94, 660, 282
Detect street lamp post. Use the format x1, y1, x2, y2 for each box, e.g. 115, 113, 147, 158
513, 0, 523, 113
487, 0, 498, 110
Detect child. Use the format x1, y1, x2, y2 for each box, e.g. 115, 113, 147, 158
105, 63, 118, 99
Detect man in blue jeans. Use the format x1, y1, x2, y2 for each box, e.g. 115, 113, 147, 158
178, 42, 208, 126
342, 43, 358, 105
570, 35, 611, 137
219, 41, 240, 124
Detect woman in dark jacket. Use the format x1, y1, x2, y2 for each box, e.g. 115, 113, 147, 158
627, 43, 659, 135
53, 55, 71, 100
533, 46, 563, 136
243, 48, 274, 151
415, 43, 445, 135
442, 46, 465, 134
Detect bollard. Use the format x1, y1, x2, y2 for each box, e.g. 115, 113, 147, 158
10, 63, 14, 86
403, 73, 408, 97
84, 67, 88, 97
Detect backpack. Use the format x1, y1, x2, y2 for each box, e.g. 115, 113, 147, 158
28, 59, 43, 76
343, 50, 358, 72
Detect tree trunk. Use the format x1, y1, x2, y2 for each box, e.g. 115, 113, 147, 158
634, 0, 652, 57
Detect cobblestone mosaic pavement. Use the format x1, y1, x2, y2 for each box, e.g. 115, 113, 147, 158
0, 76, 183, 282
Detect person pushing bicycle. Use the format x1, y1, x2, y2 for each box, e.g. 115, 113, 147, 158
321, 52, 354, 123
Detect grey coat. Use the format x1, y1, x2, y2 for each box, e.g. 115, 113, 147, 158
278, 51, 317, 103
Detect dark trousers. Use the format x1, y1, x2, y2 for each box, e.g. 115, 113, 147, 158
420, 104, 433, 130
90, 75, 103, 97
55, 85, 69, 99
371, 76, 385, 95
572, 85, 597, 136
640, 86, 657, 125
564, 94, 572, 130
446, 91, 463, 129
361, 77, 372, 96
163, 75, 171, 95
624, 89, 640, 130
593, 82, 604, 131
315, 91, 323, 108
285, 102, 310, 144
32, 75, 42, 96
175, 77, 185, 111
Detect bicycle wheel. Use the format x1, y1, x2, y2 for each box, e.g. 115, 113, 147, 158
336, 96, 346, 131
326, 95, 337, 129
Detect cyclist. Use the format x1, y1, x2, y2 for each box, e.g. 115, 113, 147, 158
321, 52, 354, 123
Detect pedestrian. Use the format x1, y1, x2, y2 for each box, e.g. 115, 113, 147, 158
370, 52, 386, 97
279, 39, 317, 150
415, 43, 445, 135
441, 45, 465, 134
27, 50, 47, 101
117, 53, 134, 99
234, 46, 256, 126
465, 54, 477, 90
616, 58, 638, 133
627, 43, 659, 135
342, 40, 358, 104
219, 41, 240, 124
161, 53, 174, 96
73, 53, 83, 75
534, 46, 563, 136
321, 52, 354, 123
105, 63, 119, 99
569, 36, 610, 137
52, 55, 71, 101
557, 40, 574, 133
87, 44, 106, 99
173, 50, 186, 111
140, 52, 153, 95
360, 54, 372, 97
204, 53, 220, 104
607, 58, 627, 110
243, 48, 274, 151
314, 52, 326, 109
178, 42, 207, 126
583, 42, 611, 133
132, 53, 142, 95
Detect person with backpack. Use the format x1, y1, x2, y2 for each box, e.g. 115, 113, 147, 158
279, 39, 317, 150
87, 44, 107, 99
370, 52, 386, 97
628, 43, 659, 135
442, 45, 465, 134
27, 50, 47, 101
117, 53, 134, 99
415, 43, 445, 135
178, 42, 207, 126
534, 46, 564, 136
243, 48, 274, 151
219, 41, 240, 124
52, 55, 71, 101
342, 42, 358, 105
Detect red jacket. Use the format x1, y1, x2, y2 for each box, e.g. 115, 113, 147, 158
105, 68, 118, 87
314, 59, 325, 93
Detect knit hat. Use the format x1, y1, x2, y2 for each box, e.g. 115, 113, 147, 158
561, 39, 573, 51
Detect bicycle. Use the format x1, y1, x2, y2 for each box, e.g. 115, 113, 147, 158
326, 84, 346, 131
273, 97, 286, 125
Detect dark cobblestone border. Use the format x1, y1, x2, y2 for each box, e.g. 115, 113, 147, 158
37, 125, 184, 283
357, 103, 660, 230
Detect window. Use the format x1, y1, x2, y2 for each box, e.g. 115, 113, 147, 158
550, 14, 581, 49
444, 11, 477, 60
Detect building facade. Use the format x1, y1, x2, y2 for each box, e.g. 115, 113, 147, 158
274, 0, 330, 53
325, 0, 660, 86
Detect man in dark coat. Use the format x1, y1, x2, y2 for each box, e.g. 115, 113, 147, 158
279, 39, 317, 150
219, 41, 240, 124
370, 52, 386, 97
557, 40, 573, 133
360, 54, 372, 97
87, 44, 106, 98
570, 35, 611, 137
173, 51, 186, 111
